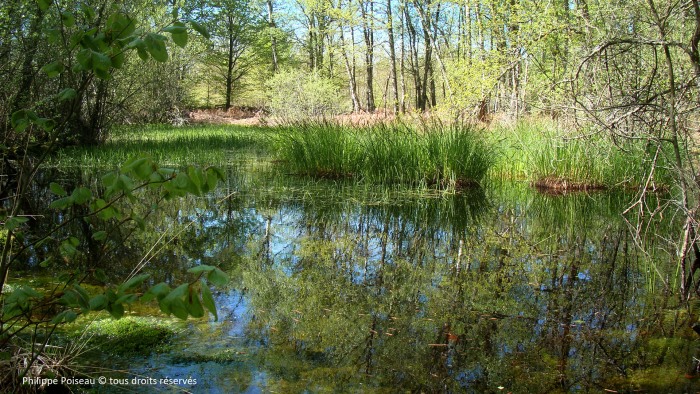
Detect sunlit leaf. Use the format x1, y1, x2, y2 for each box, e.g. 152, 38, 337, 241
188, 20, 210, 39
145, 33, 168, 62
119, 273, 150, 292
207, 268, 229, 286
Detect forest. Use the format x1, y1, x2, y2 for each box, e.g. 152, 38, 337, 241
1, 0, 700, 392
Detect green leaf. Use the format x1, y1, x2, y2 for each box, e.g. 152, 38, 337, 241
166, 283, 189, 299
71, 187, 92, 205
76, 49, 93, 70
10, 110, 31, 132
106, 13, 136, 40
39, 257, 53, 268
35, 118, 55, 132
51, 310, 77, 325
61, 11, 75, 28
94, 68, 111, 80
207, 268, 229, 287
170, 298, 189, 319
110, 50, 125, 69
92, 51, 112, 71
188, 20, 210, 39
187, 265, 215, 274
92, 231, 107, 241
72, 284, 90, 310
136, 45, 149, 61
101, 172, 117, 187
89, 294, 108, 310
145, 33, 168, 62
187, 166, 204, 192
80, 4, 95, 20
94, 269, 108, 283
166, 22, 188, 48
50, 196, 73, 209
65, 310, 78, 323
118, 174, 135, 191
37, 0, 51, 12
174, 172, 199, 195
171, 31, 188, 48
115, 293, 138, 305
186, 288, 204, 318
163, 24, 187, 34
159, 283, 188, 315
142, 282, 170, 302
49, 182, 68, 196
41, 61, 64, 77
4, 216, 28, 231
59, 238, 79, 258
57, 88, 77, 101
108, 302, 125, 319
122, 157, 154, 180
201, 285, 217, 321
119, 273, 150, 292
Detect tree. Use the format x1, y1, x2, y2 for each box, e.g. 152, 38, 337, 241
0, 1, 228, 389
192, 0, 262, 110
569, 0, 700, 299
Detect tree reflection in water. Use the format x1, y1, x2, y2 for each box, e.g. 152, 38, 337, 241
20, 167, 700, 392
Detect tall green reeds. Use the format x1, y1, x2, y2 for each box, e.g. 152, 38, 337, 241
273, 122, 494, 189
491, 120, 674, 190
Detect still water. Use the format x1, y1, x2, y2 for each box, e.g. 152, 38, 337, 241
20, 161, 700, 393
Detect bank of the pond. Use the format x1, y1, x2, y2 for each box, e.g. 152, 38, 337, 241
46, 124, 272, 168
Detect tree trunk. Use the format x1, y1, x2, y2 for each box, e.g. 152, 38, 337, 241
225, 13, 235, 110
387, 0, 399, 114
267, 0, 278, 73
339, 0, 362, 112
361, 0, 376, 111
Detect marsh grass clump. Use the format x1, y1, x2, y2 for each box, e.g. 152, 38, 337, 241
274, 122, 359, 179
491, 120, 674, 191
274, 122, 494, 189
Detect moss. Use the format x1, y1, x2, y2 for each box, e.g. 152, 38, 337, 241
170, 348, 249, 363
66, 316, 178, 355
627, 366, 690, 390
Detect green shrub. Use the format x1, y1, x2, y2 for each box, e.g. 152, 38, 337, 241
265, 70, 350, 119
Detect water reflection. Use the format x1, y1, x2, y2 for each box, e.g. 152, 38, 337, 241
22, 165, 700, 392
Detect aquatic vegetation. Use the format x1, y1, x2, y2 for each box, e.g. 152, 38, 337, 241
274, 122, 495, 189
46, 124, 270, 168
490, 120, 674, 190
66, 316, 179, 355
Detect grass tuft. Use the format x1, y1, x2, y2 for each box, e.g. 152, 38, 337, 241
273, 122, 495, 190
490, 120, 674, 190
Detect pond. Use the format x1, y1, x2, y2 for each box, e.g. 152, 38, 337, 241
11, 156, 700, 393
